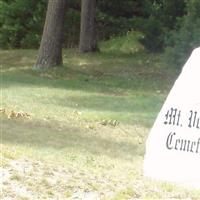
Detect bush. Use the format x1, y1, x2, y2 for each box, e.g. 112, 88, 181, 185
138, 16, 165, 52
165, 0, 200, 68
136, 0, 186, 52
96, 11, 136, 41
0, 0, 81, 49
0, 0, 46, 49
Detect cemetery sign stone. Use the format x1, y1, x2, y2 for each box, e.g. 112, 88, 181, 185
144, 47, 200, 188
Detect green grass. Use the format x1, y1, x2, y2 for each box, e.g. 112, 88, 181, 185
1, 48, 176, 126
1, 39, 199, 199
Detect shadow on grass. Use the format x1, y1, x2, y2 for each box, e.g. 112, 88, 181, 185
2, 117, 143, 160
1, 67, 170, 94
1, 48, 176, 94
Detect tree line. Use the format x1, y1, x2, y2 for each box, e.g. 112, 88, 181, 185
1, 0, 200, 67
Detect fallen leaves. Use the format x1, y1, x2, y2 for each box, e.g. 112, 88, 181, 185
8, 111, 31, 119
0, 108, 6, 114
73, 110, 82, 116
0, 108, 31, 119
98, 119, 119, 127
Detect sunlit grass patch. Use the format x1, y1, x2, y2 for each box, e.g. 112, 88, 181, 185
100, 31, 145, 54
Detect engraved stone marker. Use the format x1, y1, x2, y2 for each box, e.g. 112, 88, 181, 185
144, 47, 200, 188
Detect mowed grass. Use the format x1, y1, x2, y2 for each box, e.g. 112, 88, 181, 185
1, 38, 199, 199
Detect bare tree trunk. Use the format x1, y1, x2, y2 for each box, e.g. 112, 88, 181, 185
35, 0, 67, 69
79, 0, 98, 53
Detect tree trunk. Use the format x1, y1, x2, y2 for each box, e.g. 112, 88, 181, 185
35, 0, 67, 69
79, 0, 98, 53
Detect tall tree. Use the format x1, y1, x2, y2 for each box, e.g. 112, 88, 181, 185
79, 0, 98, 53
35, 0, 67, 69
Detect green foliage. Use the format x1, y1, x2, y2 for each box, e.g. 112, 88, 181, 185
97, 0, 143, 18
97, 11, 135, 40
143, 0, 186, 29
165, 0, 200, 67
139, 16, 165, 52
97, 0, 184, 49
0, 0, 46, 49
0, 0, 81, 49
0, 0, 189, 52
138, 0, 186, 52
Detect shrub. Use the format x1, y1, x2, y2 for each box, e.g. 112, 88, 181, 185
0, 0, 46, 49
165, 0, 200, 68
138, 0, 186, 52
139, 16, 165, 52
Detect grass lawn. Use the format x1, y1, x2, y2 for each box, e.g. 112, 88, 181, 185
1, 39, 199, 199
